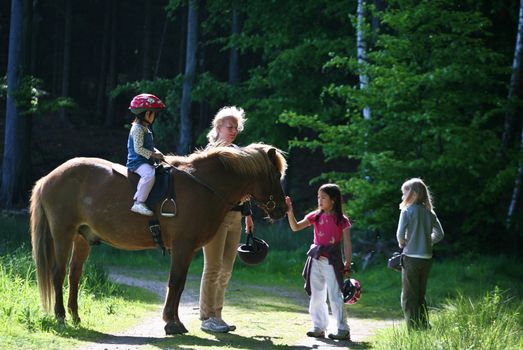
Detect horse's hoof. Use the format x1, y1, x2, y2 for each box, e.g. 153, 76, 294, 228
165, 321, 188, 335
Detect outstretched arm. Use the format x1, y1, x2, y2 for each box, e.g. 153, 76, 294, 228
285, 196, 310, 232
342, 227, 352, 272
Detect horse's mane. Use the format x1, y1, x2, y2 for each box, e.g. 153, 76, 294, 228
165, 143, 287, 178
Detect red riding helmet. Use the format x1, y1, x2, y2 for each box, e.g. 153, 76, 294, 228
343, 278, 361, 304
129, 93, 166, 115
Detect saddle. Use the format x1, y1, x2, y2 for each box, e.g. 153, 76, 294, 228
114, 163, 177, 218
113, 163, 177, 255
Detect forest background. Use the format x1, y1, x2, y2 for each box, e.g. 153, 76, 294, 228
1, 0, 523, 257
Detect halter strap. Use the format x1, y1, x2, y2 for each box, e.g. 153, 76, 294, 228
173, 167, 237, 208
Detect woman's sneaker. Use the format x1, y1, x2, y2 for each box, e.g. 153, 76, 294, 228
131, 202, 154, 216
306, 328, 325, 338
214, 317, 236, 331
328, 328, 351, 340
201, 317, 230, 333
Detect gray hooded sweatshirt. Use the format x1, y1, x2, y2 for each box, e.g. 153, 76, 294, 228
396, 204, 444, 259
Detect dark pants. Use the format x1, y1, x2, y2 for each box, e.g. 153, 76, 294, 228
401, 256, 432, 330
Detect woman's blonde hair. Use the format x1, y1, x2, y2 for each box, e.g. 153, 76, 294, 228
399, 178, 433, 211
206, 106, 246, 143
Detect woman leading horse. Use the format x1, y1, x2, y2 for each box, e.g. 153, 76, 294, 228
30, 143, 287, 335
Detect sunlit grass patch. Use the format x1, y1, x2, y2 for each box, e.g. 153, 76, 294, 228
372, 288, 523, 350
0, 247, 160, 350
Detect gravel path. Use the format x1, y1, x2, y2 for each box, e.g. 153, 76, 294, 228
75, 269, 399, 350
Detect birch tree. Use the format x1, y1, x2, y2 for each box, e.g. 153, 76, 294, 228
506, 0, 523, 229
357, 0, 371, 120
501, 0, 523, 151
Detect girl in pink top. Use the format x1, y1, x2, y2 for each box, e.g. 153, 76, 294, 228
286, 183, 352, 341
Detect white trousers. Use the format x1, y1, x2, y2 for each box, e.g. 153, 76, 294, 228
309, 257, 349, 332
133, 163, 155, 203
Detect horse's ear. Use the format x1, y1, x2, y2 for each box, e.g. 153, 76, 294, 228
267, 148, 278, 166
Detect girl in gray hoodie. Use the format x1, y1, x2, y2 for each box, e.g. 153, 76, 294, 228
396, 178, 444, 330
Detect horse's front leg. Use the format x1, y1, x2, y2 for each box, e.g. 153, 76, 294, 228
163, 241, 196, 335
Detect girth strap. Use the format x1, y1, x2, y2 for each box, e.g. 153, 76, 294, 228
149, 219, 167, 256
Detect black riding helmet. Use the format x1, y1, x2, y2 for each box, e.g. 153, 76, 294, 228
237, 234, 269, 266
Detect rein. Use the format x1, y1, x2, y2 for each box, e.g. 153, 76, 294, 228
173, 166, 237, 208
166, 158, 280, 214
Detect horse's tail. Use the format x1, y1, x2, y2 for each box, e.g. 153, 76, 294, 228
30, 178, 54, 312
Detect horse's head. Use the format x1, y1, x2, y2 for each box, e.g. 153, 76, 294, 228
246, 145, 288, 220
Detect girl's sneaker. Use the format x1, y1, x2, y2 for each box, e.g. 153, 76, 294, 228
306, 328, 325, 338
328, 328, 351, 340
131, 202, 154, 216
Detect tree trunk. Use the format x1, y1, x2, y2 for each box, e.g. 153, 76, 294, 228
228, 4, 240, 85
177, 0, 198, 155
505, 0, 523, 231
507, 126, 523, 230
501, 0, 523, 151
0, 0, 32, 208
357, 0, 371, 120
371, 0, 385, 43
29, 0, 42, 75
96, 1, 111, 119
154, 13, 169, 78
104, 0, 118, 128
142, 0, 152, 80
178, 5, 187, 76
59, 0, 72, 126
51, 8, 61, 95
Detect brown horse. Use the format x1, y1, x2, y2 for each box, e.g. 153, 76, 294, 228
30, 143, 287, 335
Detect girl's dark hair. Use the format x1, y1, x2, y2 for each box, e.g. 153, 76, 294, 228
314, 183, 345, 226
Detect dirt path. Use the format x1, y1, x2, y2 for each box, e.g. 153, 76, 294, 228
76, 270, 399, 350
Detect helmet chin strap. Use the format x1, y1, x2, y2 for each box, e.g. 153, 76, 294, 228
142, 110, 156, 127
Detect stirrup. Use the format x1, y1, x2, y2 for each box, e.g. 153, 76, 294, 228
160, 198, 177, 217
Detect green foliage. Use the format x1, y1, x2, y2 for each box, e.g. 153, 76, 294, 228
280, 0, 515, 250
2, 75, 77, 116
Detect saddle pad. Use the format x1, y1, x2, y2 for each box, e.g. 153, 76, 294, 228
112, 164, 171, 209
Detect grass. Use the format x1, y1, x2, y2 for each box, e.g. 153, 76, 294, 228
1, 213, 522, 349
0, 217, 159, 350
372, 289, 523, 350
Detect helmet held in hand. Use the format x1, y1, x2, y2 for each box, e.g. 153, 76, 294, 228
237, 234, 269, 266
342, 278, 361, 304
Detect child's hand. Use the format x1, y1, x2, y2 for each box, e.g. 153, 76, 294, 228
285, 196, 293, 212
343, 262, 352, 277
152, 151, 165, 161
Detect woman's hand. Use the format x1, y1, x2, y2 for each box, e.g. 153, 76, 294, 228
285, 196, 293, 213
245, 215, 254, 234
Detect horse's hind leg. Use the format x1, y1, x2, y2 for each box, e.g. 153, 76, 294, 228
48, 221, 76, 323
68, 235, 91, 324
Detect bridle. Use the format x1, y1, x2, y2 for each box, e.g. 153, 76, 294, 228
255, 194, 277, 212
175, 166, 281, 215
251, 168, 282, 214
